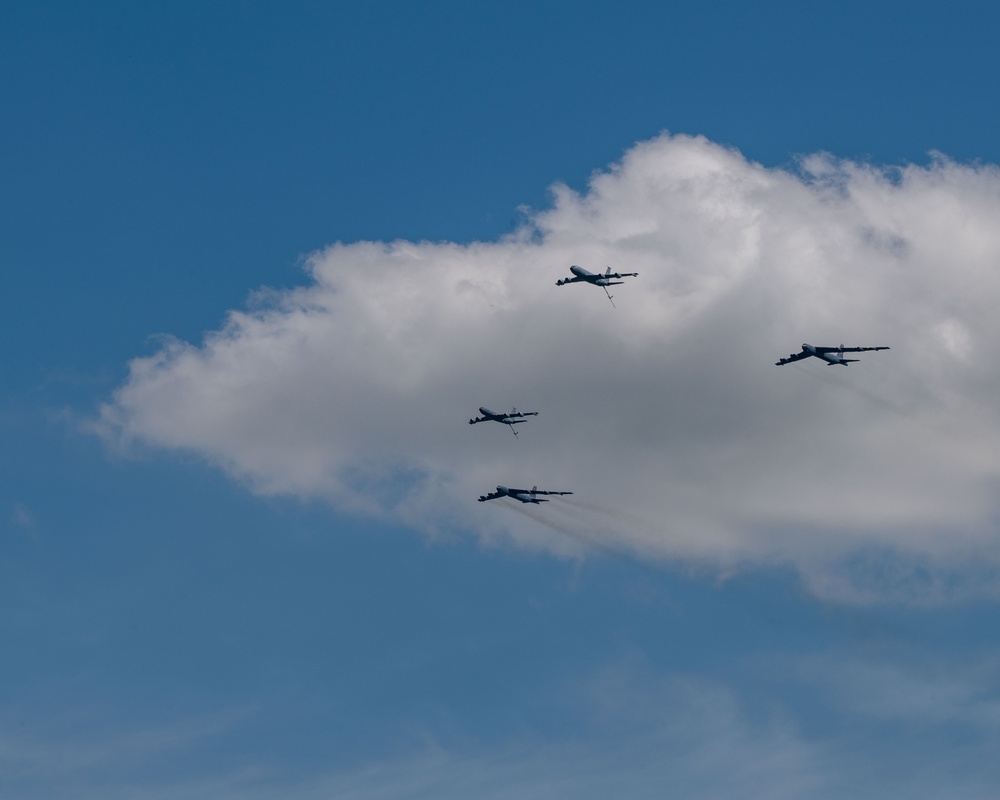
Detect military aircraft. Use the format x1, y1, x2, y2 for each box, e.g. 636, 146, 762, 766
775, 343, 890, 366
556, 265, 638, 306
478, 485, 574, 504
468, 407, 538, 437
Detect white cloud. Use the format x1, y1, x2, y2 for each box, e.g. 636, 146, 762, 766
97, 133, 1000, 602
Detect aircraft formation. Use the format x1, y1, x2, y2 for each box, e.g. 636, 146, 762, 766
473, 265, 890, 505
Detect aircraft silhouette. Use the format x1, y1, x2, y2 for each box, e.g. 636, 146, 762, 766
556, 265, 638, 306
775, 343, 890, 366
478, 485, 573, 504
468, 407, 538, 437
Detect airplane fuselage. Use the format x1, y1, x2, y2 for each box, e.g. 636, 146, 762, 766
495, 486, 545, 503
569, 266, 624, 286
775, 342, 887, 367
802, 343, 850, 366
478, 407, 519, 424
469, 406, 537, 433
478, 484, 572, 503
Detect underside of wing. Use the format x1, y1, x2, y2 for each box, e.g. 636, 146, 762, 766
478, 492, 502, 502
775, 351, 810, 365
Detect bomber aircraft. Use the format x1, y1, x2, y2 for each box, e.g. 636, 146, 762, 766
469, 407, 538, 437
556, 265, 638, 306
478, 485, 573, 504
775, 343, 890, 366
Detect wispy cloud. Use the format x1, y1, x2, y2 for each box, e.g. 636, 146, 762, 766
10, 503, 35, 529
8, 653, 1000, 799
0, 665, 829, 800
96, 133, 1000, 602
799, 651, 1000, 728
0, 707, 257, 800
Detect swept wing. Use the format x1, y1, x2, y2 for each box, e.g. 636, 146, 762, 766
813, 345, 890, 354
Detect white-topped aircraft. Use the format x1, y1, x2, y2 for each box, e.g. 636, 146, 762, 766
469, 407, 538, 437
556, 265, 638, 306
775, 343, 890, 366
478, 485, 573, 504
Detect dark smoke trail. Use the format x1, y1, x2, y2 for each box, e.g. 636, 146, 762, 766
498, 501, 635, 560
562, 496, 661, 533
790, 362, 914, 417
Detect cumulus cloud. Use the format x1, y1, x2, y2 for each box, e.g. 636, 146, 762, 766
97, 133, 1000, 602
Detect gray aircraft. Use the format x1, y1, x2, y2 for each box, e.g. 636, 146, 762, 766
556, 265, 638, 306
469, 407, 538, 437
775, 343, 890, 366
478, 485, 573, 504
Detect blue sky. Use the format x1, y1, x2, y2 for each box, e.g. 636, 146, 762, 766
6, 2, 1000, 797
